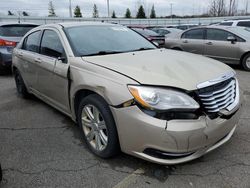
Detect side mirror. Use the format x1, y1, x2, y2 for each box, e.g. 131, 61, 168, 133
57, 56, 67, 63
227, 36, 237, 43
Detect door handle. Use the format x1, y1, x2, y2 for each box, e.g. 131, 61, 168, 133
183, 40, 188, 43
206, 42, 213, 45
34, 58, 42, 63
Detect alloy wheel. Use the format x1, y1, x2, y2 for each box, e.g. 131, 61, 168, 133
81, 105, 108, 151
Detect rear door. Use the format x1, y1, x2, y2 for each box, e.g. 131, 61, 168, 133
180, 28, 205, 55
36, 29, 70, 113
204, 28, 240, 64
16, 30, 42, 89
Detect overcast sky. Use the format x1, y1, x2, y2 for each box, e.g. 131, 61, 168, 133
0, 0, 247, 17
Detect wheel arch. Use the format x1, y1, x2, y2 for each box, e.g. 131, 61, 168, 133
240, 51, 250, 65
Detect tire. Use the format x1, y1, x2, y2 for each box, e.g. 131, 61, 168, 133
14, 70, 30, 98
242, 53, 250, 71
77, 94, 120, 158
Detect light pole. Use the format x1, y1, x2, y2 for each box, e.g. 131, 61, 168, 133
107, 0, 110, 17
69, 0, 72, 17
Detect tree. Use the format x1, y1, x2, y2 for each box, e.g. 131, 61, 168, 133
74, 5, 82, 17
150, 5, 156, 18
245, 0, 249, 15
228, 0, 238, 16
8, 10, 14, 16
48, 1, 56, 17
209, 0, 226, 17
125, 8, 132, 18
93, 4, 99, 18
22, 11, 29, 16
136, 5, 146, 18
111, 10, 116, 18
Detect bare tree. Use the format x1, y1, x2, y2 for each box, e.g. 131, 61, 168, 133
228, 0, 238, 16
209, 0, 226, 16
245, 0, 249, 15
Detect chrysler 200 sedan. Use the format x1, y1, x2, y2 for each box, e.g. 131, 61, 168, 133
165, 26, 250, 71
12, 22, 241, 165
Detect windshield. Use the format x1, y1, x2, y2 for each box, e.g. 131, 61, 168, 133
229, 27, 250, 39
65, 25, 156, 57
0, 25, 37, 37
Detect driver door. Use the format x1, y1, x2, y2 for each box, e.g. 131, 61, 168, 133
36, 29, 70, 114
204, 28, 240, 64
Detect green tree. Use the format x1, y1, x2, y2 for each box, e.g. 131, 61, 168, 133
150, 5, 156, 18
93, 4, 99, 18
111, 10, 116, 18
125, 8, 131, 18
48, 1, 56, 17
136, 5, 146, 18
8, 10, 14, 16
74, 5, 82, 17
22, 11, 29, 16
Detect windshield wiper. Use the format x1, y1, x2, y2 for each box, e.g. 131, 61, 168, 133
82, 51, 124, 57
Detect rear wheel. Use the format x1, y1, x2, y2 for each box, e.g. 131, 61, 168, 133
242, 53, 250, 71
14, 70, 30, 98
77, 94, 120, 158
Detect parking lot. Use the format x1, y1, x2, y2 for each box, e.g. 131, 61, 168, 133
0, 65, 249, 188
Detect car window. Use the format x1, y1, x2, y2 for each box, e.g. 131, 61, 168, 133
0, 25, 37, 37
237, 21, 250, 27
65, 25, 156, 57
182, 29, 204, 39
206, 29, 234, 41
219, 22, 233, 26
40, 30, 65, 58
23, 31, 41, 53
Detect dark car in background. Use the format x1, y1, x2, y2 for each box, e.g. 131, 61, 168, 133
129, 27, 165, 47
0, 23, 39, 74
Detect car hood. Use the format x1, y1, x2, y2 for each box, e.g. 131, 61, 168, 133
82, 49, 233, 91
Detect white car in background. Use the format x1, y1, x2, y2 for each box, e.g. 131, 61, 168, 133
219, 19, 250, 27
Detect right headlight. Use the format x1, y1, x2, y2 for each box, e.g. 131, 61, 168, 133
128, 85, 200, 111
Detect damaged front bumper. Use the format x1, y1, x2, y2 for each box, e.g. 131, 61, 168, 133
111, 102, 241, 165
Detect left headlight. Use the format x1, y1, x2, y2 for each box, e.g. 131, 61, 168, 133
128, 85, 200, 111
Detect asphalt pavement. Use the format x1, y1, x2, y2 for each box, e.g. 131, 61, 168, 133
0, 66, 250, 188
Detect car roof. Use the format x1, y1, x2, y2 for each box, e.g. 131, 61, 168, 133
0, 22, 39, 26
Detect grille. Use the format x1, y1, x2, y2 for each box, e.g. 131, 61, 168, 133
198, 78, 236, 113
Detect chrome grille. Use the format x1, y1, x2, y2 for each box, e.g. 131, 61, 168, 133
198, 79, 237, 113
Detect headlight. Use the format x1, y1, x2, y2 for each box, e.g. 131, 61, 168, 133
128, 85, 200, 110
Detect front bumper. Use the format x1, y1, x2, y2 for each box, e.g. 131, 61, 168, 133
111, 103, 241, 165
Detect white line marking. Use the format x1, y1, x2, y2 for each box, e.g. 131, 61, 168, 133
113, 168, 145, 188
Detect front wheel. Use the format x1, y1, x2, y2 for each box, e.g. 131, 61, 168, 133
77, 94, 120, 158
242, 54, 250, 71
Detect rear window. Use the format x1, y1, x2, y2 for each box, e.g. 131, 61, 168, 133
0, 25, 37, 37
237, 21, 250, 27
